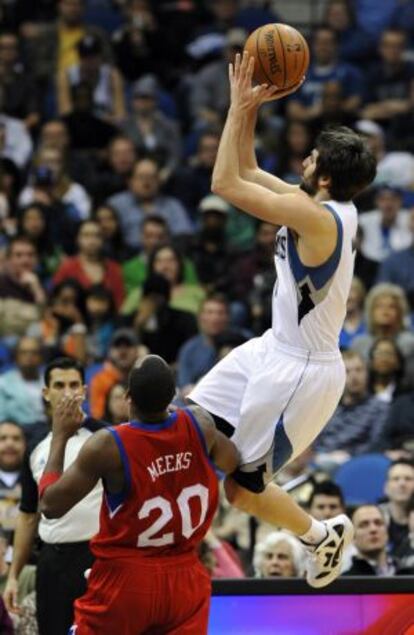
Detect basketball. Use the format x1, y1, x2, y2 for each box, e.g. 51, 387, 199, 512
244, 23, 310, 90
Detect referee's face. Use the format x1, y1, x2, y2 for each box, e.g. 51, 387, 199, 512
43, 369, 86, 413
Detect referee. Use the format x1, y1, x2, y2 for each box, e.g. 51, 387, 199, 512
3, 357, 105, 635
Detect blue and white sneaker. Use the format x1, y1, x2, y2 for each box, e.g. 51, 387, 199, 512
305, 514, 354, 588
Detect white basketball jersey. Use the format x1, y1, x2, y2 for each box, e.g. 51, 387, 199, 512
272, 200, 357, 353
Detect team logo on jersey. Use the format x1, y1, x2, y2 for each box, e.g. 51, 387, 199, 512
275, 235, 286, 259
295, 274, 334, 324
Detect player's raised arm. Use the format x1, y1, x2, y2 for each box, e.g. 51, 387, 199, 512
188, 405, 240, 474
212, 52, 335, 239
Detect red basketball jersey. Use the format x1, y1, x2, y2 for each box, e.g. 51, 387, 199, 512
91, 409, 219, 560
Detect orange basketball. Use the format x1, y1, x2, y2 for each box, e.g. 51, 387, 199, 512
244, 23, 310, 90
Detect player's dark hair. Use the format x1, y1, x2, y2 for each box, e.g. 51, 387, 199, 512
308, 481, 345, 507
44, 357, 85, 386
128, 356, 175, 416
315, 126, 377, 201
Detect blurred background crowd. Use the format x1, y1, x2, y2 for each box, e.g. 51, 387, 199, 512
0, 0, 414, 632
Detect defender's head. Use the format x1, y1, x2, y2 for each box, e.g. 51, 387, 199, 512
300, 126, 377, 201
127, 355, 175, 419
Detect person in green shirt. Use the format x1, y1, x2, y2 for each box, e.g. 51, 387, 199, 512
122, 215, 198, 295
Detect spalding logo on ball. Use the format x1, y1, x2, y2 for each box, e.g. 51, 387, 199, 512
244, 24, 310, 90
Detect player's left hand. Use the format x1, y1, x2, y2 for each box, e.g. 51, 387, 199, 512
52, 394, 85, 438
229, 51, 277, 111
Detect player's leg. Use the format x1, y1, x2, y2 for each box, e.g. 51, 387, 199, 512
226, 354, 352, 587
163, 560, 211, 635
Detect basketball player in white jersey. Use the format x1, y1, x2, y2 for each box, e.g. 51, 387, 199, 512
189, 52, 377, 587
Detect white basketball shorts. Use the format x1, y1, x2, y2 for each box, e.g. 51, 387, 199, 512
189, 329, 345, 492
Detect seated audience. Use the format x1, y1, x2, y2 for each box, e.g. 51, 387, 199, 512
339, 276, 367, 349
307, 481, 345, 521
368, 337, 406, 401
0, 422, 26, 535
380, 460, 414, 554
103, 382, 128, 426
253, 532, 306, 578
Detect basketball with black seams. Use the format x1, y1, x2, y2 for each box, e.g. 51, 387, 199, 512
244, 24, 310, 90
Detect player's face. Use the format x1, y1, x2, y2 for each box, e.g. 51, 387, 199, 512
0, 423, 26, 472
309, 495, 344, 521
385, 465, 414, 504
353, 507, 388, 556
43, 369, 86, 412
260, 541, 296, 578
300, 149, 319, 195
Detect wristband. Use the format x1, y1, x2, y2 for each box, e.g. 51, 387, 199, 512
38, 471, 61, 499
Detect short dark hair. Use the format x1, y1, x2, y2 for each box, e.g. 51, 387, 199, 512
0, 420, 25, 435
44, 357, 85, 386
315, 126, 377, 201
7, 235, 37, 256
128, 356, 175, 414
308, 481, 345, 507
141, 214, 168, 230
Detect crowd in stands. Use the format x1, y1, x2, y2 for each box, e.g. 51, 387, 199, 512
0, 0, 414, 631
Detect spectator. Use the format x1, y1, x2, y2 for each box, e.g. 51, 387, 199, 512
169, 130, 220, 219
355, 119, 414, 189
122, 215, 167, 293
89, 328, 145, 419
17, 204, 63, 283
89, 137, 137, 204
275, 121, 313, 185
380, 460, 414, 554
253, 531, 306, 578
123, 244, 203, 317
393, 494, 414, 574
351, 283, 414, 364
3, 357, 104, 635
307, 481, 345, 521
94, 204, 132, 262
130, 273, 198, 364
287, 26, 364, 121
107, 157, 193, 250
27, 0, 111, 85
0, 237, 46, 340
0, 422, 26, 535
339, 277, 367, 349
177, 294, 230, 396
0, 528, 35, 599
343, 505, 396, 576
103, 382, 128, 425
354, 225, 379, 291
361, 29, 414, 124
189, 195, 234, 295
315, 351, 390, 463
112, 0, 165, 82
201, 528, 245, 578
19, 145, 92, 222
84, 285, 116, 363
358, 187, 411, 263
57, 33, 125, 123
309, 80, 358, 132
324, 0, 375, 64
29, 280, 87, 364
0, 113, 33, 169
122, 75, 182, 181
190, 28, 246, 127
375, 391, 414, 456
377, 208, 414, 311
61, 81, 119, 151
53, 220, 125, 310
0, 337, 45, 427
368, 337, 406, 402
0, 31, 39, 130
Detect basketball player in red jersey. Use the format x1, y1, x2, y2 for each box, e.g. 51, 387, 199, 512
39, 355, 239, 635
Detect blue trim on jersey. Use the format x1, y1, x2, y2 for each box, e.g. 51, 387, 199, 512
129, 412, 178, 432
287, 204, 343, 289
184, 408, 217, 472
104, 427, 132, 512
272, 415, 293, 473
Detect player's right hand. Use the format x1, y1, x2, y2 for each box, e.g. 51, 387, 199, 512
229, 51, 277, 112
4, 577, 20, 614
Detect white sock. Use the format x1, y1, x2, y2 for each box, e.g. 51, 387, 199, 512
299, 517, 327, 546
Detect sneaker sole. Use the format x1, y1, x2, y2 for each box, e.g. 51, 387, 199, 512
307, 514, 355, 589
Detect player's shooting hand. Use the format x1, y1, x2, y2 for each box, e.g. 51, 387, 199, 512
52, 394, 85, 439
229, 51, 277, 112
